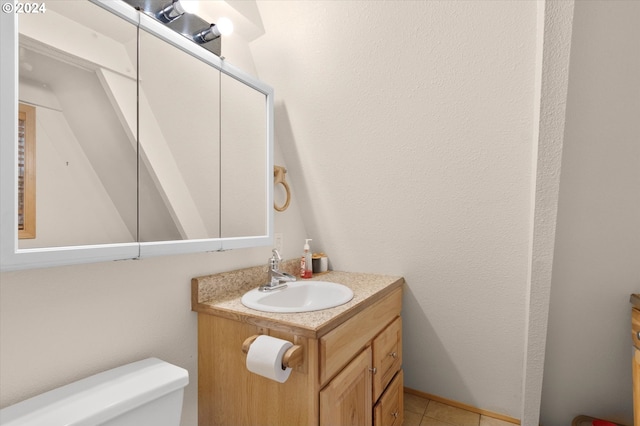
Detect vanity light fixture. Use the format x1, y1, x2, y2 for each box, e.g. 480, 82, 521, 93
157, 0, 186, 23
123, 0, 230, 54
192, 17, 234, 44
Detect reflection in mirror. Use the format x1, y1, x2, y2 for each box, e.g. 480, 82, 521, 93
221, 74, 268, 238
18, 103, 36, 239
17, 1, 138, 249
138, 28, 221, 242
3, 0, 273, 270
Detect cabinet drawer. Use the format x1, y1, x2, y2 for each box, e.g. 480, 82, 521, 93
633, 308, 640, 350
320, 288, 402, 385
374, 370, 404, 426
373, 316, 402, 401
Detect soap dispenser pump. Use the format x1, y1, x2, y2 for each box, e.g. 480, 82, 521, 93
300, 239, 313, 279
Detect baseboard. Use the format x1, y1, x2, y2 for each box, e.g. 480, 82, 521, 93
403, 387, 521, 425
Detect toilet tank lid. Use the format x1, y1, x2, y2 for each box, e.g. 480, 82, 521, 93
0, 357, 189, 426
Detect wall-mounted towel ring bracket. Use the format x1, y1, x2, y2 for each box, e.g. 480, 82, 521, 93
242, 334, 303, 369
274, 166, 291, 212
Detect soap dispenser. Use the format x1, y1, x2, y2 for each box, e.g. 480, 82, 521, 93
300, 239, 313, 279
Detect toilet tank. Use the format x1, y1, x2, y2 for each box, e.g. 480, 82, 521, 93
0, 358, 189, 426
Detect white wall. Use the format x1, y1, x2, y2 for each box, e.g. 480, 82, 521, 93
541, 1, 640, 425
251, 0, 538, 418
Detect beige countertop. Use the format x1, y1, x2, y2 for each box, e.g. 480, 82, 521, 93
632, 294, 640, 310
191, 259, 404, 338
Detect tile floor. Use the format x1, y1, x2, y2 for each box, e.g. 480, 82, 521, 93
403, 392, 516, 426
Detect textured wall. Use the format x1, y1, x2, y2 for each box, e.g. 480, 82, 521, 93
251, 1, 538, 417
541, 1, 640, 425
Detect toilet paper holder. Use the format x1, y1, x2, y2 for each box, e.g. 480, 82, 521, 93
242, 335, 304, 369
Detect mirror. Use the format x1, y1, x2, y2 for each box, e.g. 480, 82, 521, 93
0, 0, 273, 270
221, 73, 268, 238
138, 27, 221, 242
17, 1, 138, 249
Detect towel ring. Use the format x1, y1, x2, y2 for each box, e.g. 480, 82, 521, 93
274, 166, 291, 212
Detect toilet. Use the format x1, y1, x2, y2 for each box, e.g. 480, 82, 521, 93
0, 358, 189, 426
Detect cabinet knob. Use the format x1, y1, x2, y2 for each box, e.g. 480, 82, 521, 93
369, 367, 377, 374
388, 352, 398, 359
637, 331, 640, 341
391, 411, 398, 418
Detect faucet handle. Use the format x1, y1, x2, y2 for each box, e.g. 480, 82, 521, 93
271, 248, 282, 262
270, 249, 282, 270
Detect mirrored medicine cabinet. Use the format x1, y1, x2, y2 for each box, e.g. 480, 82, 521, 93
0, 0, 273, 270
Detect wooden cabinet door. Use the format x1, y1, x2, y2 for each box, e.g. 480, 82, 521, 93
634, 348, 639, 426
320, 346, 372, 426
632, 308, 640, 426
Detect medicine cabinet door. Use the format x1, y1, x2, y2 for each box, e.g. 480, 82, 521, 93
137, 25, 222, 246
220, 73, 269, 239
0, 1, 140, 270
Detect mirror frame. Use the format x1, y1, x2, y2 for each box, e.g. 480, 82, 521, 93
0, 0, 274, 270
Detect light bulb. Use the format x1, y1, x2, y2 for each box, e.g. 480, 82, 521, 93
178, 0, 199, 15
158, 0, 185, 23
216, 17, 234, 36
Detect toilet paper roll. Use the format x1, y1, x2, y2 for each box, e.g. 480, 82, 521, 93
245, 335, 293, 383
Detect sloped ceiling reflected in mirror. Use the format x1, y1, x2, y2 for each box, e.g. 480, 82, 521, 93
18, 47, 138, 247
17, 1, 180, 248
138, 27, 222, 242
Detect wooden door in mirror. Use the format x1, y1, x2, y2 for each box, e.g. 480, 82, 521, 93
18, 103, 36, 239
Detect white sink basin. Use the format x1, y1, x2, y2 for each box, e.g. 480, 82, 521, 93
241, 281, 354, 313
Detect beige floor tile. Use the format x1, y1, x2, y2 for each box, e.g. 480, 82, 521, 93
479, 416, 517, 426
420, 416, 457, 426
403, 409, 424, 426
424, 400, 480, 426
404, 393, 429, 415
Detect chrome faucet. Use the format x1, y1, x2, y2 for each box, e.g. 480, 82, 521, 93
260, 249, 297, 291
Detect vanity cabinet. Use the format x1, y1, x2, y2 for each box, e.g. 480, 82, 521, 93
196, 285, 403, 426
631, 296, 640, 425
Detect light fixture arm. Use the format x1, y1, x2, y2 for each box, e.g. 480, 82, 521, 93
193, 24, 222, 43
157, 0, 185, 23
